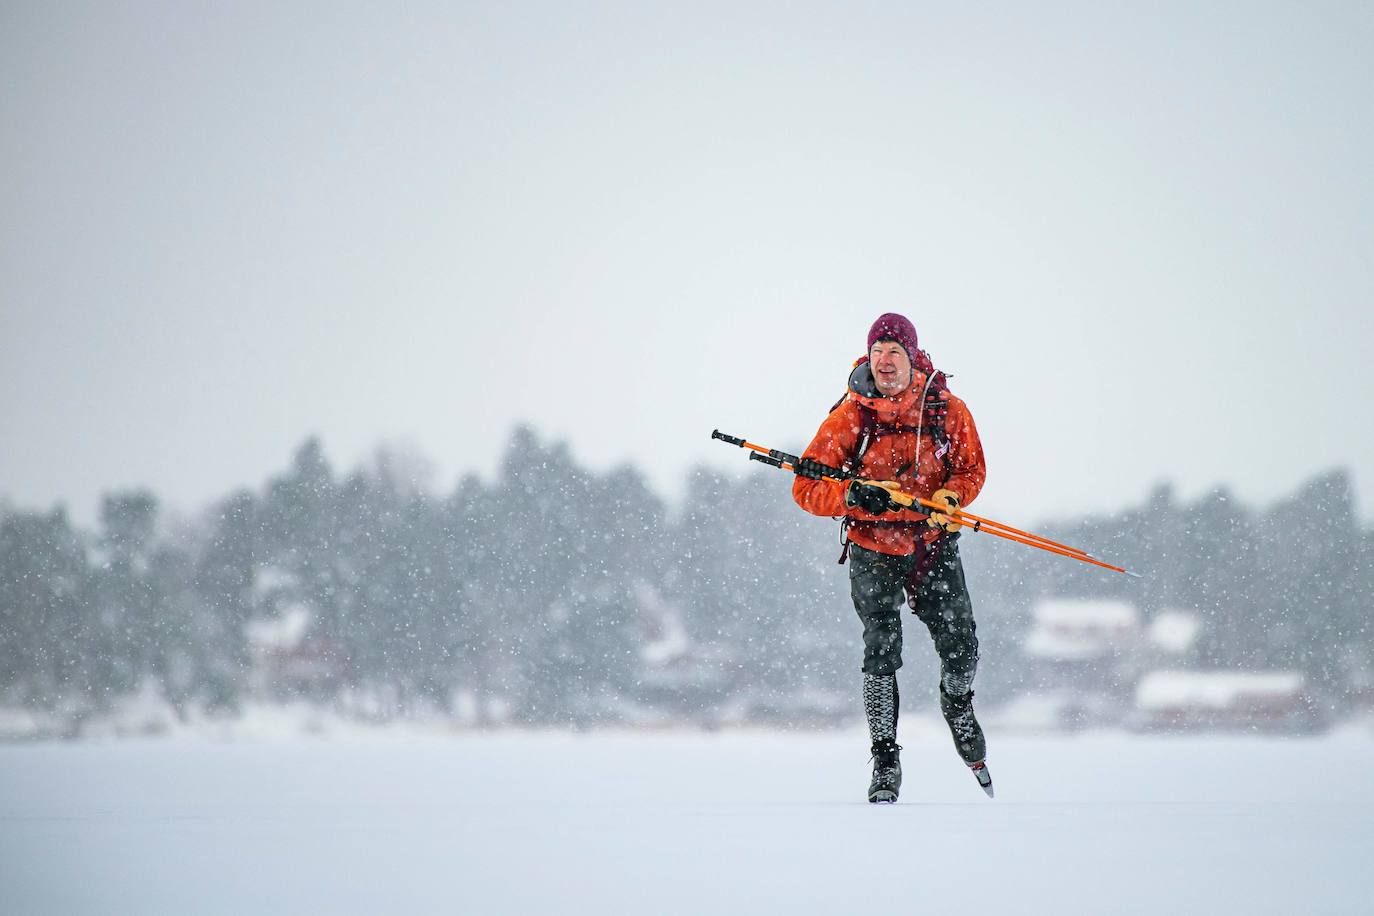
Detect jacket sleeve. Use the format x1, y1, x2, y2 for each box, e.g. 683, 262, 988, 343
791, 401, 862, 518
941, 394, 986, 508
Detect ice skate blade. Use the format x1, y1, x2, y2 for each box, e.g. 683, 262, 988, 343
869, 791, 898, 804
971, 763, 994, 799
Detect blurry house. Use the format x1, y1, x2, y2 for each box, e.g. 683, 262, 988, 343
1024, 598, 1143, 691
631, 582, 848, 728
630, 583, 732, 724
1008, 601, 1206, 731
246, 605, 348, 696
1025, 598, 1141, 662
1014, 598, 1143, 728
1131, 670, 1322, 732
1002, 599, 1328, 734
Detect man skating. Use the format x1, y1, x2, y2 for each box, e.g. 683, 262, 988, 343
791, 313, 992, 802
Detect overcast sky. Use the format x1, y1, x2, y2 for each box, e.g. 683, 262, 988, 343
3, 1, 1372, 529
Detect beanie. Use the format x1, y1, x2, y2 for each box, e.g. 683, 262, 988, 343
866, 313, 919, 361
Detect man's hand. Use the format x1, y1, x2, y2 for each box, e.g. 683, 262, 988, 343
846, 480, 900, 515
793, 457, 829, 480
926, 488, 962, 532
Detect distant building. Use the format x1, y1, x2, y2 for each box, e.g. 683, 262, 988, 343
1003, 599, 1326, 733
1131, 670, 1322, 732
245, 604, 348, 695
1025, 598, 1141, 662
1005, 600, 1234, 732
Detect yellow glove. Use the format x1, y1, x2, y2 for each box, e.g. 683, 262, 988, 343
926, 488, 962, 532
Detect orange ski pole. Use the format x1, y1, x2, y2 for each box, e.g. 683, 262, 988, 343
711, 430, 1141, 577
708, 430, 1093, 558
908, 497, 1093, 559
896, 494, 1091, 559
864, 487, 1135, 574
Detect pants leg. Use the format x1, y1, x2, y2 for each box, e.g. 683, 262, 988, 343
848, 544, 915, 676
908, 536, 979, 696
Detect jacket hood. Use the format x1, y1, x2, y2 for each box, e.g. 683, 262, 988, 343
847, 360, 884, 399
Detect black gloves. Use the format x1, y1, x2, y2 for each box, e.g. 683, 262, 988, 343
846, 480, 899, 515
796, 459, 907, 518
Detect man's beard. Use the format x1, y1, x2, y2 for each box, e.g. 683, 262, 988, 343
875, 373, 910, 395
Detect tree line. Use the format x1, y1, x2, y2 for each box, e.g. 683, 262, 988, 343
1, 427, 1370, 734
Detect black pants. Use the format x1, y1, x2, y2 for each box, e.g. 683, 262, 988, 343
848, 539, 979, 694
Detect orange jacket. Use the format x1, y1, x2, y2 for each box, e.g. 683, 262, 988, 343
791, 365, 986, 557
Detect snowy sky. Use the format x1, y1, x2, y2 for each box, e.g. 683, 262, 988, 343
3, 1, 1372, 527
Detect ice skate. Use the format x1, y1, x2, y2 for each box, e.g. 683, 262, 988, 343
863, 673, 901, 803
939, 686, 987, 765
868, 740, 902, 803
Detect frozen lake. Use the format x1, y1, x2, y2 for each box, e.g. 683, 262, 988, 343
2, 728, 1371, 914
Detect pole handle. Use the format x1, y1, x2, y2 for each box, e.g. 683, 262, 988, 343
768, 448, 801, 465
749, 452, 787, 469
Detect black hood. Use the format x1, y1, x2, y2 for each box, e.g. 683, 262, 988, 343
848, 361, 882, 398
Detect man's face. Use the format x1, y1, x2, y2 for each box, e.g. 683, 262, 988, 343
869, 340, 913, 396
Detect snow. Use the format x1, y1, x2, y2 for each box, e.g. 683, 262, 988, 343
2, 729, 1372, 915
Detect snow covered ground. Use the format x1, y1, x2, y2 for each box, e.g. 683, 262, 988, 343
2, 726, 1371, 915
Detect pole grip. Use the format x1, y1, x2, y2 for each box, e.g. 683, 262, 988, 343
749, 452, 786, 469
712, 429, 747, 447
807, 459, 853, 480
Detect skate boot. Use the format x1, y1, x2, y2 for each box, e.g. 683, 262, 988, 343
939, 686, 986, 763
940, 687, 993, 797
863, 673, 901, 803
868, 739, 902, 803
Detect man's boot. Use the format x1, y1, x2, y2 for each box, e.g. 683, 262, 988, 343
864, 674, 902, 803
940, 686, 994, 797
868, 739, 902, 803
939, 686, 986, 765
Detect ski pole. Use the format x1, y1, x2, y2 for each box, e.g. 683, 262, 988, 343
710, 430, 1092, 558
711, 429, 1141, 577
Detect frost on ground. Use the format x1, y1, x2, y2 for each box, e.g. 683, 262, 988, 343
2, 728, 1371, 915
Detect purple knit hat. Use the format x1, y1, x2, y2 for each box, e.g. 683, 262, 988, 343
867, 313, 919, 361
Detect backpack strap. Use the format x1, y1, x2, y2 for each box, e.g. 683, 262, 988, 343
921, 373, 954, 477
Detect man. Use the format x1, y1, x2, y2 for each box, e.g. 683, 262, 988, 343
791, 313, 992, 803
